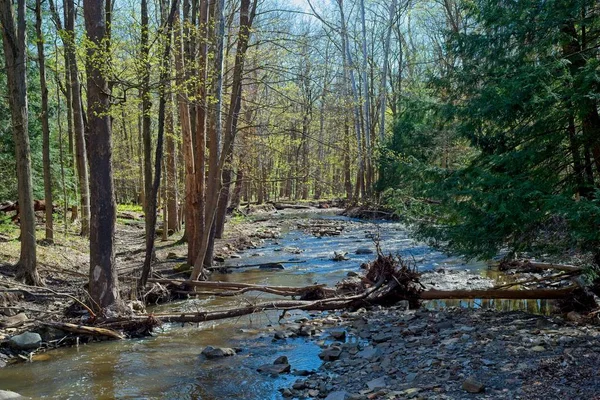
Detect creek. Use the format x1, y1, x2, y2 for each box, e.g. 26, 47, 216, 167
0, 212, 552, 399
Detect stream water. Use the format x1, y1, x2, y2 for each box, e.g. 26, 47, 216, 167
0, 213, 552, 399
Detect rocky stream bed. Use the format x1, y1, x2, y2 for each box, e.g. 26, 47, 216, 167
0, 206, 599, 399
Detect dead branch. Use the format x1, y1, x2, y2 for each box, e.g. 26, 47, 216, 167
492, 270, 581, 290
41, 321, 124, 339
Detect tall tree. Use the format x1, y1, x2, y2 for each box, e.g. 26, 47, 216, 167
0, 0, 41, 285
214, 0, 257, 238
190, 0, 226, 280
83, 0, 120, 310
35, 0, 53, 243
140, 0, 179, 287
65, 0, 91, 236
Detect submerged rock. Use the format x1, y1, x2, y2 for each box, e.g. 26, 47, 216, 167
355, 248, 373, 255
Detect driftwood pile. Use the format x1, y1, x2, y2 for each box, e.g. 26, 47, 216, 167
40, 256, 600, 340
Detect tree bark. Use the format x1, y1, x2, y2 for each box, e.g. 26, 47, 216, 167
140, 0, 179, 287
379, 0, 397, 144
0, 0, 41, 285
140, 0, 153, 244
190, 0, 226, 280
166, 92, 179, 233
35, 0, 54, 243
83, 0, 120, 310
65, 0, 91, 236
214, 0, 257, 239
337, 0, 364, 200
174, 7, 195, 252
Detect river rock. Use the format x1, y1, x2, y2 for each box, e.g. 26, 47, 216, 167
319, 346, 342, 361
201, 346, 236, 359
357, 346, 381, 360
355, 248, 373, 255
9, 331, 41, 350
329, 329, 346, 341
257, 363, 291, 375
0, 313, 28, 328
366, 376, 387, 391
0, 390, 24, 399
462, 377, 485, 393
274, 355, 289, 365
325, 391, 351, 400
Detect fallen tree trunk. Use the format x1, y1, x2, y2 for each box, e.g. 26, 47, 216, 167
496, 260, 582, 273
147, 278, 336, 298
102, 286, 575, 328
421, 287, 575, 300
271, 203, 311, 210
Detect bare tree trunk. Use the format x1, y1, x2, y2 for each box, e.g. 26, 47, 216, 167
140, 0, 153, 244
65, 0, 91, 236
214, 0, 257, 239
359, 0, 372, 183
188, 0, 209, 266
190, 0, 226, 280
83, 0, 120, 310
337, 0, 364, 200
166, 91, 179, 232
36, 0, 54, 243
379, 0, 397, 144
140, 0, 178, 287
0, 0, 40, 285
174, 7, 195, 251
230, 165, 244, 210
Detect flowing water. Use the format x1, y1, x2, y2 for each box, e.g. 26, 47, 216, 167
0, 213, 551, 399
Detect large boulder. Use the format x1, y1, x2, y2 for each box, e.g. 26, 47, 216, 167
9, 332, 41, 350
0, 390, 24, 399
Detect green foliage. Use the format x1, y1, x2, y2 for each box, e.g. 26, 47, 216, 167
380, 0, 600, 263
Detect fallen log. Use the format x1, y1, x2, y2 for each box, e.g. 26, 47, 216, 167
147, 278, 331, 293
41, 321, 124, 339
421, 287, 575, 300
272, 203, 312, 210
206, 261, 306, 271
496, 260, 581, 273
104, 287, 576, 327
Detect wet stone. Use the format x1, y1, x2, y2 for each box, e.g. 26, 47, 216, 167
9, 331, 41, 350
257, 363, 291, 375
462, 377, 485, 393
274, 355, 289, 365
366, 376, 387, 391
319, 346, 342, 361
330, 329, 346, 341
201, 346, 236, 359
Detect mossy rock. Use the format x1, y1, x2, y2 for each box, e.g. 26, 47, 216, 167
173, 263, 191, 273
